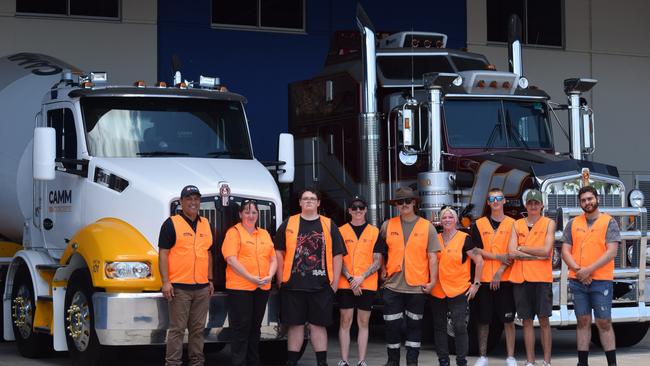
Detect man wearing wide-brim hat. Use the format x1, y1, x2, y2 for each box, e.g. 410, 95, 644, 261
379, 186, 440, 366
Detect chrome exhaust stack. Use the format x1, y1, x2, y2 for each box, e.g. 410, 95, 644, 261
507, 14, 523, 77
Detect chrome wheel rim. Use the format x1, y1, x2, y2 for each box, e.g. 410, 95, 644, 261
66, 291, 91, 351
11, 285, 33, 339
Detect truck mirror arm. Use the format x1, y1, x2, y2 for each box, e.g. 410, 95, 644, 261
55, 158, 89, 178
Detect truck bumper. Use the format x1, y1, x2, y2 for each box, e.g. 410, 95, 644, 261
544, 302, 650, 327
92, 290, 282, 346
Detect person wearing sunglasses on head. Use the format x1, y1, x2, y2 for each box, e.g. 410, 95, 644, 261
470, 188, 517, 366
222, 200, 277, 366
337, 195, 385, 366
379, 186, 440, 366
274, 188, 346, 366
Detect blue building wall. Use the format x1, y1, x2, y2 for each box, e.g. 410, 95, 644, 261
158, 0, 467, 161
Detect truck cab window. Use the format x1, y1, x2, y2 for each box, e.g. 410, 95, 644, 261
47, 108, 77, 160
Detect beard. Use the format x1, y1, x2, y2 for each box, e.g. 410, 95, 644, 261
581, 200, 599, 214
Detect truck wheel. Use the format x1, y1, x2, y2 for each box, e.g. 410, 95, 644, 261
591, 322, 650, 348
64, 269, 108, 366
258, 340, 307, 365
10, 265, 52, 357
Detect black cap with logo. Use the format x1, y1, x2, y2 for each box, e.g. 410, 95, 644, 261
180, 185, 201, 198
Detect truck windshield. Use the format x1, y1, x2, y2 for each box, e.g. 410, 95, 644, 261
443, 99, 553, 150
81, 97, 253, 159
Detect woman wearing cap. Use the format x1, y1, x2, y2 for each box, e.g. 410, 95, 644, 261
430, 207, 483, 366
222, 200, 277, 366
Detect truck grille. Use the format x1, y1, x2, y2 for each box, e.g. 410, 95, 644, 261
546, 192, 621, 218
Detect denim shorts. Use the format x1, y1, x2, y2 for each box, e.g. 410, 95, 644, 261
568, 279, 613, 319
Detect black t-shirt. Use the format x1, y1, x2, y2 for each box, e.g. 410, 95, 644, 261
275, 216, 347, 291
470, 216, 503, 250
158, 212, 216, 250
349, 222, 386, 255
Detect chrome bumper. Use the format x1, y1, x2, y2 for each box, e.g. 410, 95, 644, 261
92, 290, 283, 346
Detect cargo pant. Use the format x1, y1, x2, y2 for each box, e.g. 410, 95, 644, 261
383, 288, 427, 364
165, 285, 211, 366
431, 294, 469, 366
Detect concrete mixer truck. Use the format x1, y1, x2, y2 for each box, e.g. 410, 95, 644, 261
0, 53, 295, 365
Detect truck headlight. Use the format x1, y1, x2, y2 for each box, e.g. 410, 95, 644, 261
627, 245, 635, 264
628, 189, 645, 208
105, 262, 152, 279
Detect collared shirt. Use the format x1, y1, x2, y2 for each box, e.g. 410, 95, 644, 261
158, 212, 216, 250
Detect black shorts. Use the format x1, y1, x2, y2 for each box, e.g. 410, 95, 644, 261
280, 287, 334, 326
476, 281, 515, 324
513, 282, 553, 319
337, 289, 376, 311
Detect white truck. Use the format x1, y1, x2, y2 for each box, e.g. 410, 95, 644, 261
0, 53, 294, 365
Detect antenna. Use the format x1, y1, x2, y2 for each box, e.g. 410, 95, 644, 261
171, 54, 182, 85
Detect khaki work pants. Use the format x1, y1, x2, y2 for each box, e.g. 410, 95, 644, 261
165, 286, 211, 366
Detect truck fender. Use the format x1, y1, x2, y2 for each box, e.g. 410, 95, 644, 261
59, 217, 161, 292
3, 250, 59, 341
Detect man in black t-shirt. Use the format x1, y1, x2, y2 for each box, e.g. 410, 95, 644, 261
275, 188, 346, 366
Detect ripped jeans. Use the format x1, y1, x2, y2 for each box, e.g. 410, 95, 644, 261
568, 279, 613, 319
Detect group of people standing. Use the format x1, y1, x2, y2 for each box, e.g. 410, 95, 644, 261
158, 183, 620, 366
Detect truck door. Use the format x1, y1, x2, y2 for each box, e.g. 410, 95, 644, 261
38, 104, 86, 253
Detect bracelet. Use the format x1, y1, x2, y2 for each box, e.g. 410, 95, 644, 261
347, 276, 353, 283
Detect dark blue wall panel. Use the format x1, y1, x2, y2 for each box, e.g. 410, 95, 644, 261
158, 0, 467, 160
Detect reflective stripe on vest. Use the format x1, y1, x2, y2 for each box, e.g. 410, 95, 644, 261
477, 216, 515, 283
510, 217, 553, 284
283, 214, 334, 283
569, 213, 614, 281
338, 223, 379, 291
431, 231, 471, 298
222, 223, 274, 291
169, 215, 212, 284
385, 216, 430, 286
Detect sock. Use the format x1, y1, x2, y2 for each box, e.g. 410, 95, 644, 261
578, 350, 589, 366
316, 351, 327, 364
287, 351, 301, 364
605, 350, 617, 366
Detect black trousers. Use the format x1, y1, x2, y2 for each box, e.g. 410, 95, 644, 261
431, 294, 469, 366
227, 289, 270, 366
383, 288, 427, 363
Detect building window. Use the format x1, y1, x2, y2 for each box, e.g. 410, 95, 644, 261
487, 0, 562, 47
212, 0, 305, 32
16, 0, 120, 19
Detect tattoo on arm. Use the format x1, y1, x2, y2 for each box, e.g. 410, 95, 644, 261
362, 254, 382, 279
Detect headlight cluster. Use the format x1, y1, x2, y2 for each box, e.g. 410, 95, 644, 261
626, 246, 650, 265
105, 262, 152, 279
628, 189, 645, 208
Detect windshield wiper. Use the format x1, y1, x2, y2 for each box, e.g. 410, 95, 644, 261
136, 151, 190, 157
205, 151, 248, 158
483, 111, 503, 151
504, 111, 530, 149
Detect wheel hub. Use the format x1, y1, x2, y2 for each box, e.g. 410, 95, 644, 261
66, 291, 91, 351
11, 286, 33, 339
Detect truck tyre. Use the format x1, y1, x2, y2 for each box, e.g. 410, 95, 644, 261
64, 269, 108, 366
258, 340, 307, 365
10, 265, 52, 357
591, 322, 650, 348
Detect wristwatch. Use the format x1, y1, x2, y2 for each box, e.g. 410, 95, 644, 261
473, 281, 481, 286
347, 276, 353, 283
517, 246, 522, 251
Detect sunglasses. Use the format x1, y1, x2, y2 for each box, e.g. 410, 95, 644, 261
394, 198, 414, 206
350, 204, 366, 211
487, 195, 505, 203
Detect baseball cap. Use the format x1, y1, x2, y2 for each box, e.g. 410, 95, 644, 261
524, 189, 543, 203
180, 185, 201, 198
349, 194, 367, 205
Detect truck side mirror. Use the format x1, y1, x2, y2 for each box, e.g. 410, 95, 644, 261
33, 127, 56, 180
277, 133, 295, 183
582, 107, 595, 155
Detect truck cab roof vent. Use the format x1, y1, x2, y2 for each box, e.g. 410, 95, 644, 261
379, 31, 447, 49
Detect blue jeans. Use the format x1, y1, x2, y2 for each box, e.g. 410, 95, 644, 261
568, 279, 613, 319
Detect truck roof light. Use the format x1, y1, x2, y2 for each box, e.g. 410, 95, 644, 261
411, 38, 420, 48
176, 82, 187, 89
90, 72, 107, 84
486, 64, 497, 70
156, 81, 167, 88
81, 81, 94, 88
219, 85, 228, 92
199, 75, 220, 89
423, 39, 432, 48
133, 80, 146, 88
502, 81, 511, 89
476, 80, 486, 88
489, 81, 498, 88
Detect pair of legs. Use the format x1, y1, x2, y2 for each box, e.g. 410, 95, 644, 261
477, 322, 515, 358
570, 280, 616, 366
431, 294, 469, 366
383, 289, 427, 365
227, 289, 270, 366
338, 288, 375, 364
475, 282, 516, 359
165, 286, 211, 366
514, 282, 553, 364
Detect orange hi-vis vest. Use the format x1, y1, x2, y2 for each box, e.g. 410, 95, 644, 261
432, 231, 471, 299
569, 213, 615, 281
385, 216, 431, 286
510, 216, 553, 284
283, 214, 334, 283
168, 215, 213, 284
222, 223, 274, 291
477, 216, 515, 283
338, 223, 380, 291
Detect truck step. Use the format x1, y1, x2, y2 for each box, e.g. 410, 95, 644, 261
33, 326, 51, 334
35, 264, 61, 272
37, 295, 53, 302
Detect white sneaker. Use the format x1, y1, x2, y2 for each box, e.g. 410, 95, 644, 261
506, 357, 517, 366
474, 356, 489, 366
541, 362, 551, 366
524, 363, 536, 366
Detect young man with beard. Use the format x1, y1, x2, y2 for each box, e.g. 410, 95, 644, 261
562, 186, 620, 366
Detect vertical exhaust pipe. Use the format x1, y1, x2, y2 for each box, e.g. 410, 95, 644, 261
507, 14, 523, 77
356, 4, 381, 226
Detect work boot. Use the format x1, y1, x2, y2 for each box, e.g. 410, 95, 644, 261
438, 357, 450, 366
407, 362, 418, 366
383, 361, 399, 366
